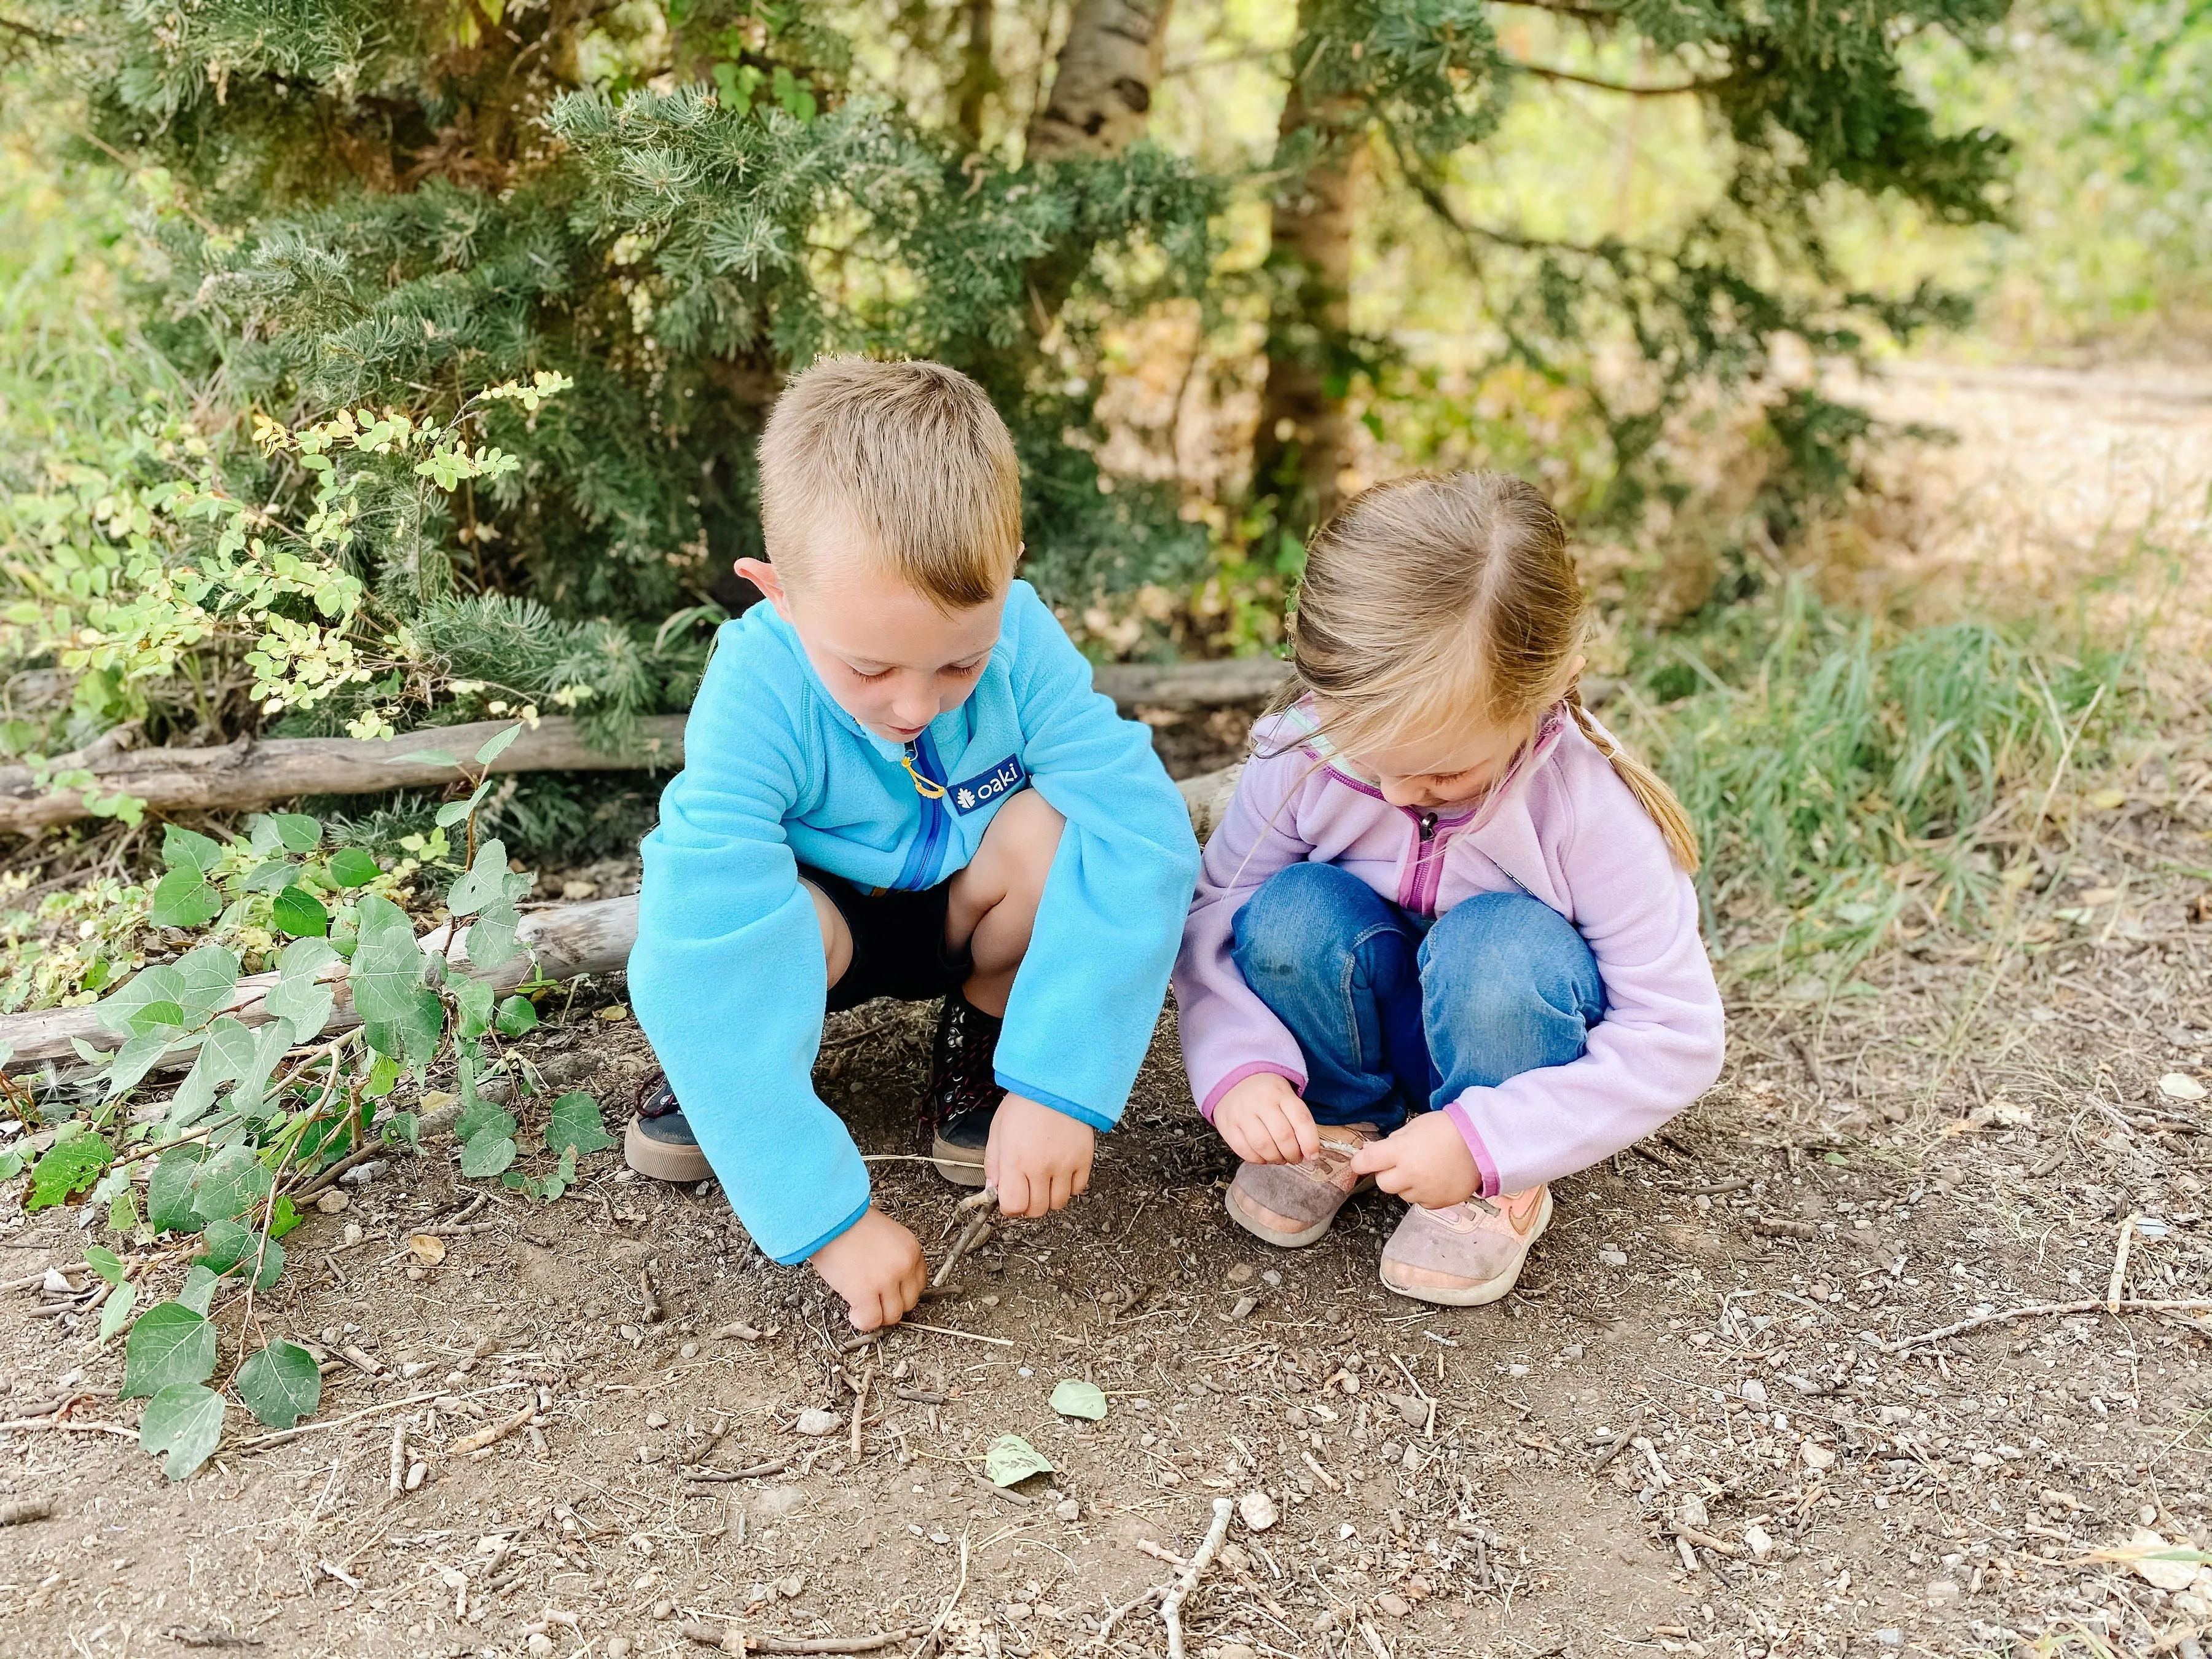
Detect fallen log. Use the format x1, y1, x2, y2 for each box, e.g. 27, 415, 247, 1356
0, 716, 689, 837
2, 661, 1287, 836
0, 768, 1243, 1072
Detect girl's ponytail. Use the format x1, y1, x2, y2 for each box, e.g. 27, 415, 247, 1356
1567, 683, 1701, 874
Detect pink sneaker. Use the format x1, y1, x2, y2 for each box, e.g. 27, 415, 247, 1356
1378, 1185, 1553, 1306
1223, 1124, 1381, 1247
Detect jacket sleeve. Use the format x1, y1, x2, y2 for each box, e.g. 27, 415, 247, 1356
1171, 744, 1315, 1119
990, 587, 1203, 1128
629, 632, 869, 1265
1442, 754, 1725, 1196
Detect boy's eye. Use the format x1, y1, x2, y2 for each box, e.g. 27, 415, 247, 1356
946, 658, 987, 677
849, 665, 893, 681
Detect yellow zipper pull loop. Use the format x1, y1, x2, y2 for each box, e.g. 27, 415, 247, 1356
901, 743, 947, 799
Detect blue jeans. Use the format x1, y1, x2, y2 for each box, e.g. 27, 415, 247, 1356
1230, 862, 1604, 1131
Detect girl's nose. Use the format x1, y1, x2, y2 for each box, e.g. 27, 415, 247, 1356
1379, 778, 1425, 809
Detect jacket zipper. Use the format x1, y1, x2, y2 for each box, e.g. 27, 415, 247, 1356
1398, 809, 1446, 916
892, 733, 951, 891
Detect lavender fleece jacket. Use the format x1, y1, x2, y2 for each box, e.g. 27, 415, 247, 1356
1173, 703, 1725, 1198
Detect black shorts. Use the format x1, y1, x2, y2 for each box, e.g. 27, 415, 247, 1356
798, 863, 973, 1013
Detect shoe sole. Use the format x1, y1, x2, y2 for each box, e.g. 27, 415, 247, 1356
1378, 1189, 1555, 1306
1224, 1175, 1375, 1249
624, 1118, 712, 1185
928, 1132, 989, 1188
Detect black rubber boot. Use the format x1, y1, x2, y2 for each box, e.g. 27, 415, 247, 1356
926, 994, 1003, 1188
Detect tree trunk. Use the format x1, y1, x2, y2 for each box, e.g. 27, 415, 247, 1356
1024, 0, 1177, 163
955, 0, 998, 147
1252, 67, 1370, 537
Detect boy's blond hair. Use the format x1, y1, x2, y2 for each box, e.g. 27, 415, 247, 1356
757, 357, 1022, 609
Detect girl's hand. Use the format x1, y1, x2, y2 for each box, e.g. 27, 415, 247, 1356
1349, 1112, 1480, 1209
1213, 1072, 1319, 1165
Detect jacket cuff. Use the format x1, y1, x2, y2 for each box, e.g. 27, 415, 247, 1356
1198, 1062, 1306, 1123
996, 1072, 1116, 1133
770, 1194, 873, 1266
1443, 1097, 1503, 1200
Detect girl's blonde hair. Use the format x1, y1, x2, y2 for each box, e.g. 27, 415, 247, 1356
1279, 470, 1701, 872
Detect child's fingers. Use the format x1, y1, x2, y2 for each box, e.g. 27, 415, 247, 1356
1072, 1156, 1091, 1197
1048, 1169, 1074, 1212
998, 1166, 1037, 1218
1260, 1105, 1306, 1165
1346, 1137, 1396, 1177
1286, 1100, 1321, 1161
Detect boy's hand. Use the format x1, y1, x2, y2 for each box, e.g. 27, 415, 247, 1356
1348, 1112, 1480, 1209
809, 1207, 927, 1330
1212, 1072, 1319, 1166
986, 1094, 1094, 1218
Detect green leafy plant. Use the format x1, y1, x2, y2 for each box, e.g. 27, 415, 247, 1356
2, 753, 614, 1481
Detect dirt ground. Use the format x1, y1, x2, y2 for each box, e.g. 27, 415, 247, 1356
2, 362, 2211, 1659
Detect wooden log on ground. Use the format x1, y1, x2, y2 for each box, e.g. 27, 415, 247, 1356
0, 717, 689, 837
2, 662, 1288, 836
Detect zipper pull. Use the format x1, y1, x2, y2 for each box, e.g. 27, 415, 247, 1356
900, 743, 947, 800
1419, 812, 1438, 841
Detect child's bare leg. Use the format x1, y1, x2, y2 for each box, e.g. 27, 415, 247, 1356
944, 788, 1064, 1015
801, 877, 855, 989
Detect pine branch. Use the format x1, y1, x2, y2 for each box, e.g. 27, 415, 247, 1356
1510, 60, 1729, 98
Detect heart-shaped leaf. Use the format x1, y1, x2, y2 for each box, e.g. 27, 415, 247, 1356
191, 1143, 273, 1225
460, 1130, 517, 1179
26, 1126, 111, 1211
982, 1433, 1054, 1487
546, 1091, 615, 1157
235, 1341, 321, 1429
123, 1301, 216, 1397
147, 1145, 210, 1234
1049, 1379, 1108, 1421
139, 1382, 225, 1481
494, 994, 539, 1035
327, 847, 381, 887
271, 885, 329, 938
161, 824, 224, 875
151, 866, 221, 928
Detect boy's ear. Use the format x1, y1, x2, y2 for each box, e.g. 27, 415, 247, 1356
734, 557, 791, 619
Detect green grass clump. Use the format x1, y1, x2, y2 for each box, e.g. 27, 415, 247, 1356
1620, 584, 2138, 971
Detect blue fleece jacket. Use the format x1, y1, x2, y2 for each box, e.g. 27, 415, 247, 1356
629, 580, 1201, 1265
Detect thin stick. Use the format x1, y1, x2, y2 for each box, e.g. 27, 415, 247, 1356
235, 1389, 450, 1451
898, 1320, 1014, 1347
1883, 1298, 2212, 1355
678, 1622, 926, 1653
919, 1530, 970, 1657
388, 1423, 406, 1496
930, 1188, 998, 1290
2107, 1215, 2138, 1313
1159, 1497, 1234, 1659
1094, 1585, 1164, 1647
449, 1400, 536, 1456
0, 1417, 137, 1438
1591, 1422, 1641, 1473
850, 1356, 872, 1461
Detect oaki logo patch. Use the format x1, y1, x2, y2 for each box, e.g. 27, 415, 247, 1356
947, 754, 1027, 814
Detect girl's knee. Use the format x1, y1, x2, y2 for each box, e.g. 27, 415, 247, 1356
1233, 861, 1377, 974
1423, 892, 1601, 1022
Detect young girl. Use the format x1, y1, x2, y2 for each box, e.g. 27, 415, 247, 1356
1174, 472, 1725, 1306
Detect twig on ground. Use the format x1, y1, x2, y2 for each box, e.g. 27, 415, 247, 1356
449, 1400, 536, 1456
1883, 1297, 2212, 1354
1159, 1496, 1234, 1659
931, 1188, 998, 1290
916, 1529, 970, 1659
0, 1495, 55, 1524
2108, 1214, 2138, 1312
899, 1320, 1014, 1347
972, 1469, 1032, 1505
1093, 1585, 1164, 1647
679, 1626, 926, 1654
0, 1416, 136, 1438
1591, 1422, 1642, 1473
685, 1460, 790, 1483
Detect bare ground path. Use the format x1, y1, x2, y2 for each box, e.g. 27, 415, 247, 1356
2, 359, 2210, 1659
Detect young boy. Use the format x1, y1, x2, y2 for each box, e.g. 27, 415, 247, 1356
627, 359, 1201, 1332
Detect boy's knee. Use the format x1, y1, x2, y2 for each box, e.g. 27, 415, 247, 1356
803, 879, 853, 987
989, 787, 1065, 896
1233, 861, 1372, 977
1423, 892, 1601, 1024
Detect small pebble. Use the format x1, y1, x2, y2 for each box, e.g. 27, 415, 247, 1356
342, 1222, 363, 1247
1598, 1247, 1627, 1267
651, 1598, 674, 1619
1055, 1497, 1080, 1521
794, 1408, 842, 1437
1743, 1524, 1772, 1560
339, 1159, 389, 1186
1239, 1489, 1279, 1532
404, 1461, 426, 1491
778, 1572, 806, 1599
527, 1635, 554, 1657
1226, 1263, 1255, 1285
315, 1190, 349, 1215
645, 1411, 669, 1430
606, 1641, 632, 1659
679, 1341, 699, 1360
1738, 1378, 1768, 1406
1376, 1593, 1410, 1618
1926, 1579, 1961, 1607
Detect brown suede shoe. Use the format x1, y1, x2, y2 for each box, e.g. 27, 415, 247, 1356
1223, 1124, 1381, 1247
1378, 1185, 1553, 1306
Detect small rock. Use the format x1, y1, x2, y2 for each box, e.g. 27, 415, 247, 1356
679, 1341, 699, 1360
1874, 1631, 1903, 1647
1218, 1646, 1257, 1659
1801, 1441, 1835, 1470
651, 1598, 674, 1620
1559, 1343, 1584, 1360
1743, 1525, 1773, 1560
2160, 1072, 2209, 1102
606, 1641, 632, 1659
1239, 1489, 1279, 1532
1226, 1263, 1255, 1285
1678, 1494, 1709, 1530
778, 1572, 806, 1599
794, 1408, 842, 1437
342, 1222, 363, 1247
1055, 1497, 1080, 1521
315, 1190, 350, 1215
1388, 1394, 1427, 1429
404, 1461, 427, 1491
1598, 1248, 1628, 1267
527, 1635, 554, 1657
1376, 1593, 1410, 1618
339, 1159, 389, 1186
1926, 1579, 1961, 1607
645, 1411, 669, 1430
1738, 1378, 1768, 1406
2128, 1528, 2199, 1592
